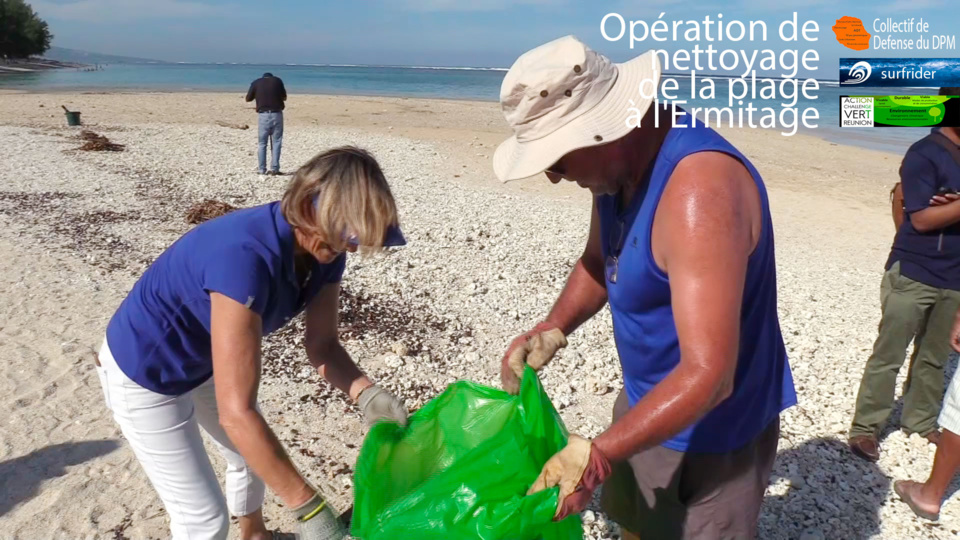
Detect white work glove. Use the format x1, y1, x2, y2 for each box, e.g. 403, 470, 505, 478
358, 384, 408, 427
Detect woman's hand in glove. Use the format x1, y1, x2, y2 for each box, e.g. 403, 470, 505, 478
357, 384, 408, 427
291, 492, 348, 540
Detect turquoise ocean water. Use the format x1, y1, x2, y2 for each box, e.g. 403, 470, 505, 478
0, 63, 936, 154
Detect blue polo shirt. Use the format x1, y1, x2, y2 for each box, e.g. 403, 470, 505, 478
105, 202, 346, 395
887, 129, 960, 291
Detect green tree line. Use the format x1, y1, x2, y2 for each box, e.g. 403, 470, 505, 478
0, 0, 52, 59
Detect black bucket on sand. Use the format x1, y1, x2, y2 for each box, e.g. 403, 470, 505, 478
62, 105, 81, 126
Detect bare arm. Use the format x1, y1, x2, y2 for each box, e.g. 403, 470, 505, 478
593, 152, 756, 462
545, 200, 608, 334
210, 292, 313, 507
952, 307, 960, 354
305, 282, 373, 401
910, 200, 960, 232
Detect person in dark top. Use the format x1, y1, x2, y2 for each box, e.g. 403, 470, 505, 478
246, 72, 287, 175
849, 87, 960, 462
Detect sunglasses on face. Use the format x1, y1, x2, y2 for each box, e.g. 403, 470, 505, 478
310, 194, 407, 249
343, 225, 407, 248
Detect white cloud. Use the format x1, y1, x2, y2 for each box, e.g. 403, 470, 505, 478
32, 0, 226, 22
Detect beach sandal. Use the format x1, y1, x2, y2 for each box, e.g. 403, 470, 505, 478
894, 480, 940, 521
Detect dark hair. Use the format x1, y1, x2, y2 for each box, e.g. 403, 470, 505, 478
939, 87, 960, 96
263, 72, 274, 78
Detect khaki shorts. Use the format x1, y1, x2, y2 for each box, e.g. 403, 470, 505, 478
600, 390, 779, 540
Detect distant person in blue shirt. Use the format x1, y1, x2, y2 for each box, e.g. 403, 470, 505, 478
95, 147, 407, 540
492, 37, 795, 540
849, 86, 960, 463
246, 72, 287, 175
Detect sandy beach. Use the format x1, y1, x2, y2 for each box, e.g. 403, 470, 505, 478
0, 90, 956, 539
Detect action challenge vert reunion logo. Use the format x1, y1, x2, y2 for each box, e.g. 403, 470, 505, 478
833, 15, 960, 128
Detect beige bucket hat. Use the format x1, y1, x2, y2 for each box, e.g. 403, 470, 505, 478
493, 35, 661, 182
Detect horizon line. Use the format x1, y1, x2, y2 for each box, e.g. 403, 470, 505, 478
71, 59, 835, 80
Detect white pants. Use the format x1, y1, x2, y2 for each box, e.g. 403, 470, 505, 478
96, 339, 266, 540
940, 363, 960, 435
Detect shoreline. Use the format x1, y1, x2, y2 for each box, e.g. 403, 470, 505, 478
0, 88, 912, 156
0, 59, 88, 75
0, 86, 499, 103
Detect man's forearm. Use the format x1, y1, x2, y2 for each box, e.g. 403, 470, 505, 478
911, 200, 960, 232
546, 258, 608, 335
222, 410, 313, 507
593, 363, 732, 462
307, 342, 371, 401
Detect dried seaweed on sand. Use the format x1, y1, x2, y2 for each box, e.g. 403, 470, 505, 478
215, 120, 250, 130
77, 130, 126, 152
185, 199, 238, 224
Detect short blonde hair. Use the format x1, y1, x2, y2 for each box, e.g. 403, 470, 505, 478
281, 146, 399, 253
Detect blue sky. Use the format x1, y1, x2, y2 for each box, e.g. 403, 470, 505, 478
31, 0, 960, 73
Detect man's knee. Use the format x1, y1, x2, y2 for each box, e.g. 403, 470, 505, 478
684, 502, 759, 540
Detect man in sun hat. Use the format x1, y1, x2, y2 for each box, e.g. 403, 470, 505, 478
496, 35, 796, 539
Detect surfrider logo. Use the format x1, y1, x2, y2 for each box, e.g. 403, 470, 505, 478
840, 57, 959, 87
841, 61, 872, 84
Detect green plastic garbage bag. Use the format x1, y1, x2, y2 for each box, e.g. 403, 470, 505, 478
351, 366, 583, 540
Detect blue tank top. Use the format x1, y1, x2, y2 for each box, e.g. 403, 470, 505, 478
597, 123, 796, 453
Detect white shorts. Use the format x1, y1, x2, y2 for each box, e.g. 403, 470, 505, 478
939, 367, 960, 435
96, 339, 265, 540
